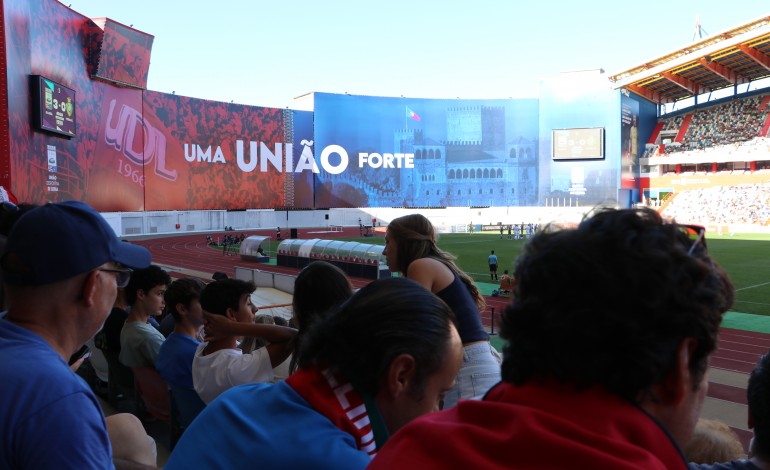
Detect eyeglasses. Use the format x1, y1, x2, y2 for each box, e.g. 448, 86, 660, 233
99, 266, 133, 288
680, 224, 706, 255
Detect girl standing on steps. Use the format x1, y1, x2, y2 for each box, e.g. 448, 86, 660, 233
384, 214, 501, 409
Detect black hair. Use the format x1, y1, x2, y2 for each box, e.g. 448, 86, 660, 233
200, 278, 255, 316
290, 261, 354, 373
298, 277, 457, 399
748, 352, 770, 458
125, 265, 172, 306
501, 207, 733, 401
164, 278, 205, 322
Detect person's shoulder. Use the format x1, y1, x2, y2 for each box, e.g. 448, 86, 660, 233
120, 320, 140, 334
410, 257, 445, 269
194, 344, 239, 361
410, 257, 454, 276
370, 411, 458, 468
170, 381, 370, 470
137, 320, 164, 335
166, 332, 200, 347
407, 257, 453, 286
159, 333, 198, 356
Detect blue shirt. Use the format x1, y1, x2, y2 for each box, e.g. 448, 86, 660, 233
156, 332, 199, 390
0, 318, 113, 469
165, 381, 372, 470
488, 254, 498, 265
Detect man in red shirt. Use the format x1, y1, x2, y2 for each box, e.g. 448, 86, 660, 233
371, 208, 734, 470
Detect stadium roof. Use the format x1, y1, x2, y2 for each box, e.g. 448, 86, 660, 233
609, 15, 770, 105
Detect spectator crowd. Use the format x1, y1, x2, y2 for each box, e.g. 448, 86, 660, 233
6, 201, 770, 469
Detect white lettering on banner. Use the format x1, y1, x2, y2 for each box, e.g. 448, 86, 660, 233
228, 140, 413, 174
319, 145, 348, 175
358, 153, 414, 169
235, 140, 305, 173
183, 144, 226, 164
295, 140, 319, 173
260, 142, 283, 172
104, 100, 178, 181
105, 99, 415, 179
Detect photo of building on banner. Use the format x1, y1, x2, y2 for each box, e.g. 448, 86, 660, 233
312, 93, 540, 208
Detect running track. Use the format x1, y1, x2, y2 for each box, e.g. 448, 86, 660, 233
132, 229, 770, 452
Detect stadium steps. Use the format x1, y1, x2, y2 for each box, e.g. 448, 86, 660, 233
648, 121, 665, 144
675, 113, 693, 142
760, 112, 770, 137
759, 96, 770, 111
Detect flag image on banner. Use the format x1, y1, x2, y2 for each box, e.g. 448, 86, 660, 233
406, 106, 421, 122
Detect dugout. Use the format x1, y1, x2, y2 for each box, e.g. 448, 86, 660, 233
239, 236, 270, 262
276, 238, 391, 280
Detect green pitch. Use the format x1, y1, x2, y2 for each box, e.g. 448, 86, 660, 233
321, 231, 770, 317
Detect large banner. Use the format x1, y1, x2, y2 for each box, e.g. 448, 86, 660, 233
312, 93, 540, 208
139, 92, 313, 210
621, 92, 640, 189
3, 0, 315, 211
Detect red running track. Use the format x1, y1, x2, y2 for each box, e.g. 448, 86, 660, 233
133, 232, 770, 366
133, 231, 770, 451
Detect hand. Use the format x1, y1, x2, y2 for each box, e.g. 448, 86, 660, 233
69, 353, 89, 372
203, 311, 237, 341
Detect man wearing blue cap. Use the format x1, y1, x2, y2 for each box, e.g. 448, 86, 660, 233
0, 201, 157, 469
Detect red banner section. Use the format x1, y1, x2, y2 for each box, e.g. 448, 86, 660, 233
3, 0, 318, 211
141, 91, 289, 210
88, 86, 146, 211
90, 18, 153, 89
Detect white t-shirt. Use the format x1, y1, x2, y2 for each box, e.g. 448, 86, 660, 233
192, 342, 274, 403
271, 354, 292, 383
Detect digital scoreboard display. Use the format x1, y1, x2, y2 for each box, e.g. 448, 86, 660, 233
31, 75, 76, 138
552, 127, 604, 160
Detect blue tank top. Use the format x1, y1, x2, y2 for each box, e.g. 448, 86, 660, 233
434, 275, 489, 343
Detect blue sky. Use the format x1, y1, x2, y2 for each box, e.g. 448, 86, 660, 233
65, 0, 768, 109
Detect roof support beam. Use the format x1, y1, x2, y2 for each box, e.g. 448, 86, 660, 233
662, 71, 707, 95
737, 44, 770, 72
698, 57, 746, 85
626, 84, 665, 104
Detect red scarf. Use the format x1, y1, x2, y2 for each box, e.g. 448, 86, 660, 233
286, 366, 388, 456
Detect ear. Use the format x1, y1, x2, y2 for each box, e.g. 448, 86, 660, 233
384, 353, 417, 399
176, 302, 187, 318
80, 270, 100, 308
135, 289, 146, 301
225, 308, 237, 321
656, 337, 699, 406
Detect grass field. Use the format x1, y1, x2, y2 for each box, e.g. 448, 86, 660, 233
306, 231, 770, 317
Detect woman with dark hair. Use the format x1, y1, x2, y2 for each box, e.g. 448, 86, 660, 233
289, 261, 354, 373
384, 213, 500, 408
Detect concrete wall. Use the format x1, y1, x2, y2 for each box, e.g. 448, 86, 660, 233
105, 206, 593, 237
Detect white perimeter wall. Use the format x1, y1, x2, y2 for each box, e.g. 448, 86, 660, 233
102, 206, 595, 238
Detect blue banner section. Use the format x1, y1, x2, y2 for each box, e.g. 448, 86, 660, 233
538, 75, 621, 205
312, 93, 539, 208
621, 93, 640, 186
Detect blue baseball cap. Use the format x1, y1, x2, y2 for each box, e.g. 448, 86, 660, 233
1, 201, 151, 286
